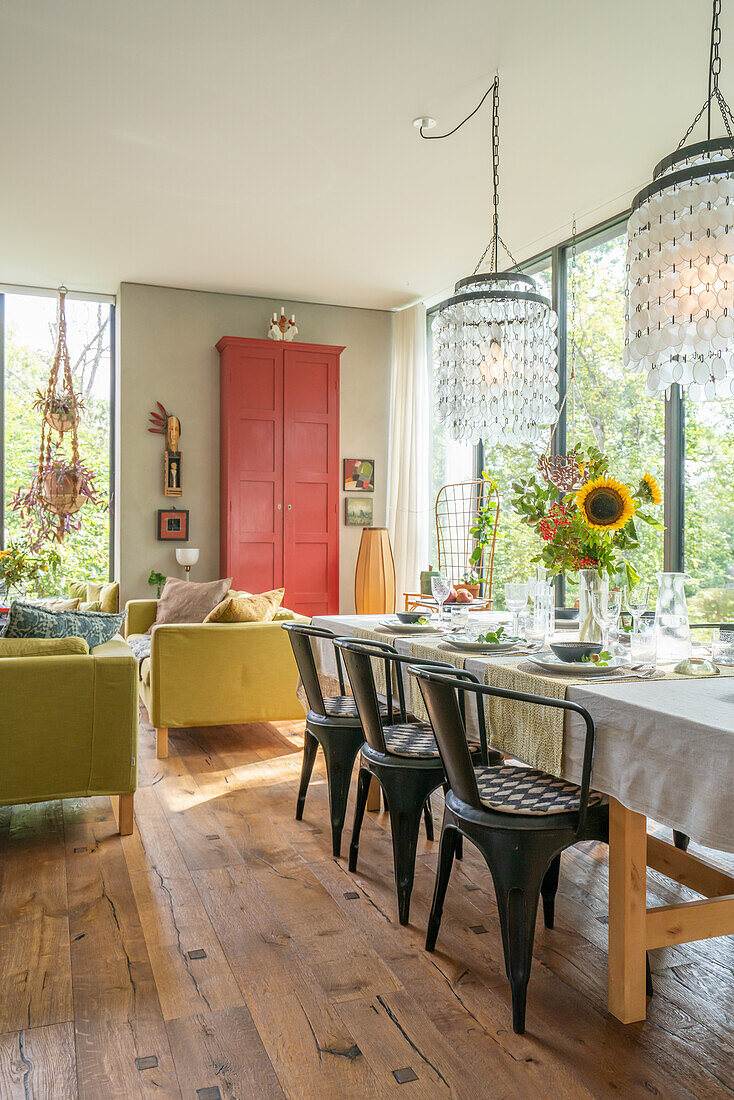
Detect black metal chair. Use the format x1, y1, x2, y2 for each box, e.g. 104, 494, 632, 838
334, 638, 503, 926
411, 666, 610, 1035
282, 622, 377, 857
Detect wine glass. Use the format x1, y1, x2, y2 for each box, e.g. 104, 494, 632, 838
624, 582, 650, 635
431, 572, 452, 624
591, 587, 622, 652
504, 581, 528, 638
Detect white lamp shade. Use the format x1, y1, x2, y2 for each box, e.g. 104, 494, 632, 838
176, 548, 200, 567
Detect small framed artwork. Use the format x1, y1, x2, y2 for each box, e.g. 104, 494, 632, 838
343, 458, 374, 492
157, 508, 190, 541
345, 497, 373, 526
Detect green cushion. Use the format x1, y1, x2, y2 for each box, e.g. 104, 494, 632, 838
0, 637, 90, 658
67, 580, 87, 601
67, 580, 119, 613
80, 600, 102, 612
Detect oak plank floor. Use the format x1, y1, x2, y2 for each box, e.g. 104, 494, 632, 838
0, 709, 733, 1098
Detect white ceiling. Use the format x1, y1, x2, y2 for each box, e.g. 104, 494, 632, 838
0, 0, 726, 309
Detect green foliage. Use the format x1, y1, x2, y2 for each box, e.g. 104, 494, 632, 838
3, 302, 111, 597
468, 474, 499, 583
148, 569, 166, 598
0, 539, 61, 595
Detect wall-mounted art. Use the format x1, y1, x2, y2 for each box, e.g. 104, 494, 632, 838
344, 497, 373, 527
148, 402, 183, 497
343, 458, 374, 492
157, 508, 189, 541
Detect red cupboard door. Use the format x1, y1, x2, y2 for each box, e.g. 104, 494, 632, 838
219, 341, 283, 591
283, 346, 340, 615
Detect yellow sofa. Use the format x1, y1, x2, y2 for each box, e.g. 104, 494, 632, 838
0, 636, 138, 833
125, 599, 309, 759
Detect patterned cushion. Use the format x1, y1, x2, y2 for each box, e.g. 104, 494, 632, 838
474, 765, 607, 816
322, 695, 389, 718
2, 600, 126, 648
383, 722, 481, 760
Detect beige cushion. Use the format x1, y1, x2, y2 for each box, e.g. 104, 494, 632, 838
204, 588, 285, 624
153, 576, 233, 627
32, 597, 81, 612
0, 637, 90, 658
86, 580, 119, 614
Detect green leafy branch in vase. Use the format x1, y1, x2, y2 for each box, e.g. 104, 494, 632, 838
468, 471, 499, 591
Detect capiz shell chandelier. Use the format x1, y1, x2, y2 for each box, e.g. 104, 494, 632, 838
420, 77, 559, 444
625, 0, 734, 400
432, 273, 559, 444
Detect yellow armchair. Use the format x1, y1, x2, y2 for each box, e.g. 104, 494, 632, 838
125, 600, 309, 758
0, 636, 138, 833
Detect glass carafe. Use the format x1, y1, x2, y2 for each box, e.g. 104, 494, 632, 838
654, 572, 691, 661
577, 569, 605, 642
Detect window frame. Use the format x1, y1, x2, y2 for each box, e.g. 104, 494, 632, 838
0, 287, 117, 581
427, 210, 685, 589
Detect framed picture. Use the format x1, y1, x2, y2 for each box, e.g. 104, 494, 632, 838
157, 508, 189, 541
344, 497, 373, 527
343, 458, 374, 492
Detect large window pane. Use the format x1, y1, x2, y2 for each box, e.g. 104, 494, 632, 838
3, 293, 112, 591
566, 231, 665, 589
684, 398, 734, 619
483, 260, 552, 609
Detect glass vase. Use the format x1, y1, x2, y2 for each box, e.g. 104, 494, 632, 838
577, 569, 606, 642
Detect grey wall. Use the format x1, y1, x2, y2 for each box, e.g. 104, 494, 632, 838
116, 282, 392, 611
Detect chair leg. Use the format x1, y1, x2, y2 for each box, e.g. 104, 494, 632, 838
426, 824, 459, 951
423, 799, 434, 842
490, 845, 553, 1035
296, 729, 319, 821
349, 767, 372, 872
382, 776, 438, 926
540, 853, 562, 930
673, 830, 690, 852
156, 727, 168, 759
321, 734, 362, 859
443, 782, 462, 859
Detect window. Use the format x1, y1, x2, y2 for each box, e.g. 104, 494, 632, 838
684, 397, 734, 619
2, 290, 114, 591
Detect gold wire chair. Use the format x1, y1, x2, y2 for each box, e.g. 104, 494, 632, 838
435, 478, 500, 603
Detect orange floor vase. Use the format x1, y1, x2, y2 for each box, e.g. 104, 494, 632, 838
354, 527, 396, 614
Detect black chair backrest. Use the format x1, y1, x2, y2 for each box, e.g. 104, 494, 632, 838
334, 638, 490, 764
281, 622, 346, 717
411, 667, 598, 835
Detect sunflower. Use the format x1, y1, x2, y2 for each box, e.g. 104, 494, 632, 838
638, 473, 662, 505
576, 476, 635, 532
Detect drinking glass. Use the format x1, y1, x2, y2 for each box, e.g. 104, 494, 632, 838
431, 573, 452, 624
712, 629, 734, 666
591, 587, 622, 652
624, 583, 650, 635
450, 605, 469, 630
504, 581, 529, 638
630, 623, 657, 666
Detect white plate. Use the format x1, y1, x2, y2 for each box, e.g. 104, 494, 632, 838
527, 654, 627, 676
443, 636, 523, 654
379, 620, 442, 635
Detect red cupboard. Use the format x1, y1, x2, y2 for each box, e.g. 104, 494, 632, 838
217, 336, 343, 616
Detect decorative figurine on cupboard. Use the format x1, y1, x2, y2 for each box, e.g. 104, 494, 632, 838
267, 307, 298, 341
148, 402, 183, 497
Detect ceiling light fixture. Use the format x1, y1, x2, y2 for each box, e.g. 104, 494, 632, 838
626, 0, 734, 400
420, 76, 559, 444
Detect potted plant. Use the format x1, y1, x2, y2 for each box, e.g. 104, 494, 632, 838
456, 568, 481, 598
33, 389, 84, 435
148, 569, 166, 598
0, 540, 62, 600
13, 453, 101, 548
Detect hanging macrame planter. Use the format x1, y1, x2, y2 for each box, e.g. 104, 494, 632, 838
12, 288, 100, 548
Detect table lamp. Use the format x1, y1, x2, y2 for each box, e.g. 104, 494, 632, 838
175, 547, 199, 579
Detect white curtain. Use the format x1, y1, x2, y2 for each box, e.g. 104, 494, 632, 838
387, 302, 430, 604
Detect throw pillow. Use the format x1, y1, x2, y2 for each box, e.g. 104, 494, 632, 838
153, 577, 233, 627
28, 597, 81, 611
0, 637, 90, 658
2, 601, 126, 648
204, 588, 285, 624
273, 607, 299, 621
80, 600, 102, 612
67, 580, 87, 601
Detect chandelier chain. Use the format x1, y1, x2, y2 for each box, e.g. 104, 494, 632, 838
678, 0, 734, 146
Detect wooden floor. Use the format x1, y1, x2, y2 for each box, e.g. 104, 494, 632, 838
1, 713, 734, 1099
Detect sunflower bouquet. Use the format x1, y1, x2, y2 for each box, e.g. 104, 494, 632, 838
510, 446, 663, 586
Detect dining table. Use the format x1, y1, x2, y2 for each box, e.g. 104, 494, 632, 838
310, 612, 734, 1025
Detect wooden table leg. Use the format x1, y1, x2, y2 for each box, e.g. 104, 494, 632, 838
608, 798, 648, 1023
366, 775, 381, 812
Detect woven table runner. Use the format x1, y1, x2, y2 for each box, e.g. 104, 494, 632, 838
482, 657, 734, 775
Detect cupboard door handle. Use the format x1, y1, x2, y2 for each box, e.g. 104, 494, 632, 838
287, 504, 292, 510
277, 503, 282, 510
